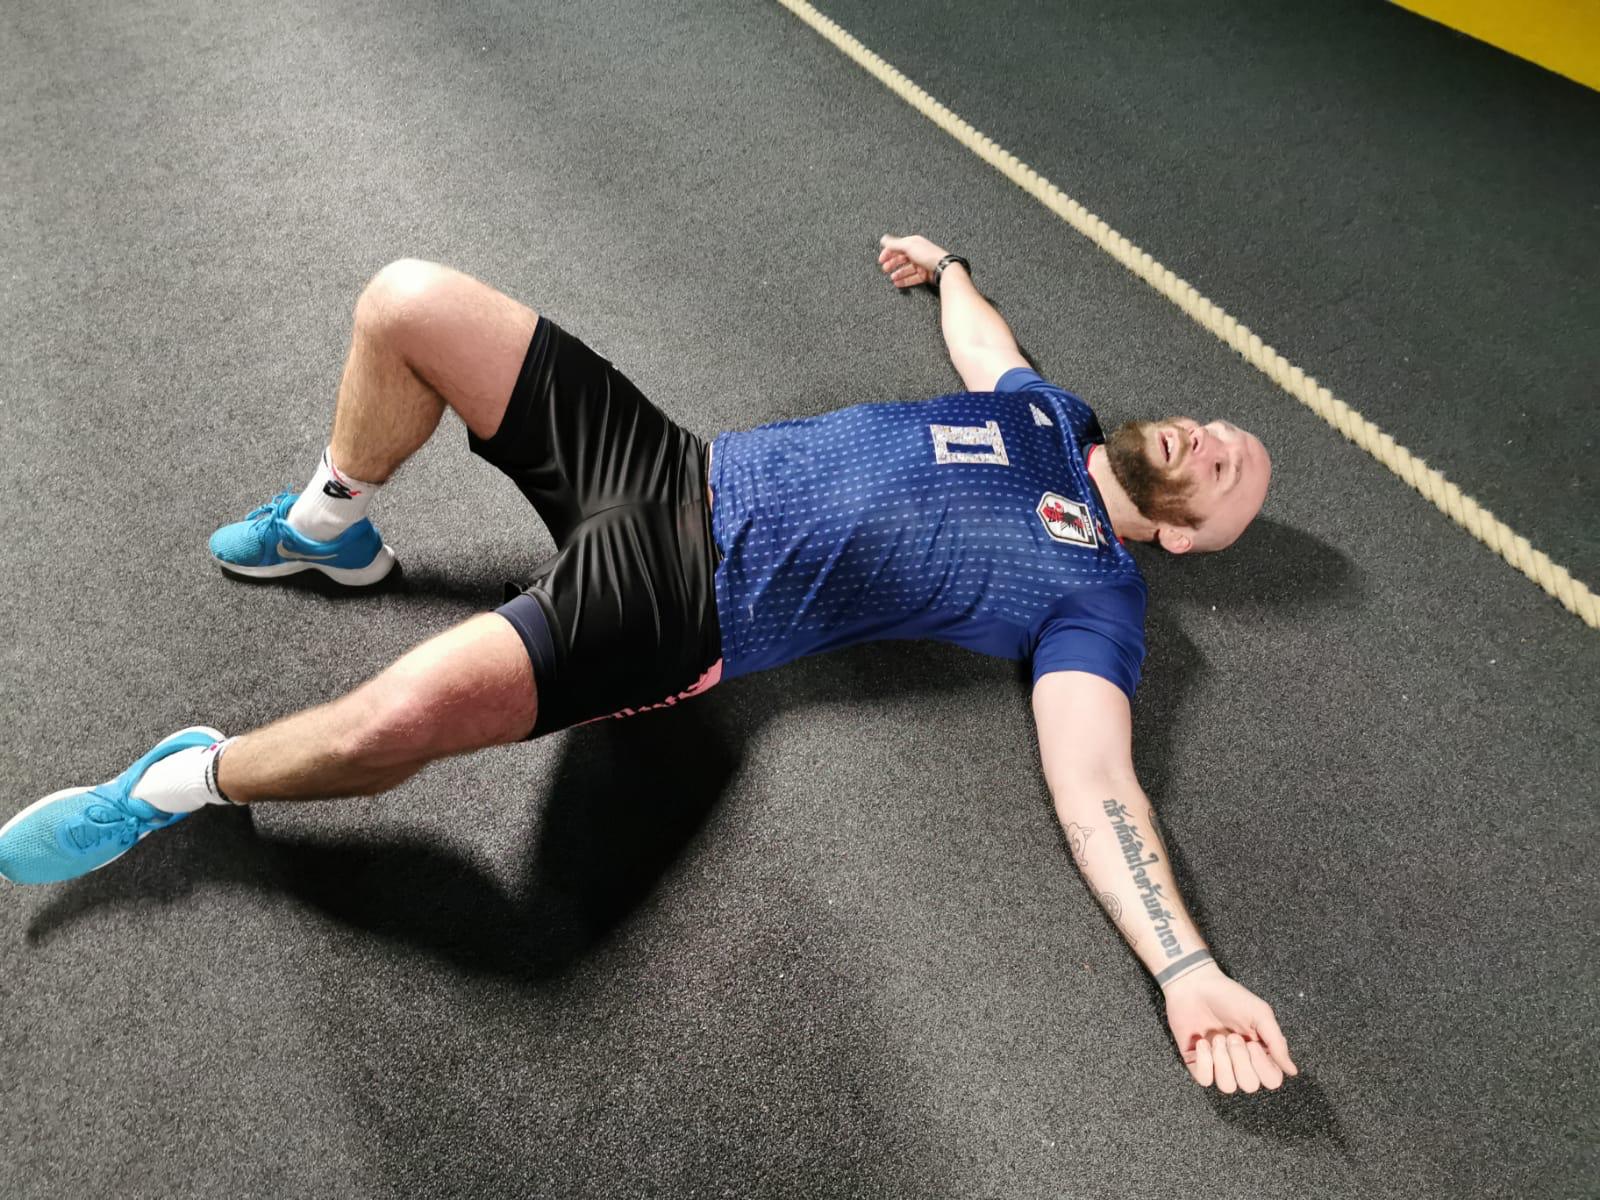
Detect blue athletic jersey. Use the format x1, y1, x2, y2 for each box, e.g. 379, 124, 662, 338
707, 367, 1148, 698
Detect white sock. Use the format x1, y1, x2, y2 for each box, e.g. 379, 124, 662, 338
131, 737, 238, 814
286, 448, 380, 541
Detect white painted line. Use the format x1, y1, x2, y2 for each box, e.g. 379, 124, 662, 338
775, 0, 1598, 630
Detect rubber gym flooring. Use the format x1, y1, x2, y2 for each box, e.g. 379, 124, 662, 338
3, 1, 1596, 1196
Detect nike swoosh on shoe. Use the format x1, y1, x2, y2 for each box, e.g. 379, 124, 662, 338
276, 540, 341, 562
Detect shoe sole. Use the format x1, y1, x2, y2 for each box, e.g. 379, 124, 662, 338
214, 543, 397, 587
0, 725, 225, 882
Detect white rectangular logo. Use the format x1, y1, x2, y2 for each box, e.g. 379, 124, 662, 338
930, 420, 1009, 465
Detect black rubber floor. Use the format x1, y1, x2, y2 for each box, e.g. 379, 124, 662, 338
2, 2, 1595, 1197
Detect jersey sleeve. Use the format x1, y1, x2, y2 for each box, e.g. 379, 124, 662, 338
995, 366, 1055, 394
995, 367, 1104, 443
1028, 580, 1148, 700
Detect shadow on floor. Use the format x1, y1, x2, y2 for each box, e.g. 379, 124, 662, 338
33, 519, 1356, 975
260, 703, 741, 983
31, 517, 1355, 1148
25, 702, 737, 984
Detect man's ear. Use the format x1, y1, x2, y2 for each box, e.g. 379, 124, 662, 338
1156, 526, 1195, 555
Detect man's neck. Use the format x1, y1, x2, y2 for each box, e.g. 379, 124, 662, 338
1086, 443, 1155, 545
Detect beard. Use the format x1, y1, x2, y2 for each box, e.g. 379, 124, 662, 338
1104, 420, 1199, 528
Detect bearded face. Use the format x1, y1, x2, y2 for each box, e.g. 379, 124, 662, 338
1105, 419, 1200, 528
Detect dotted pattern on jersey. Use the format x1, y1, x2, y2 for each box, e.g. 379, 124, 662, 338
708, 386, 1147, 682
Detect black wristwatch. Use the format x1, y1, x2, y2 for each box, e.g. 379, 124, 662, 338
933, 254, 971, 290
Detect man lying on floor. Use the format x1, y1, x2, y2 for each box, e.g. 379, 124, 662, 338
2, 232, 1296, 1095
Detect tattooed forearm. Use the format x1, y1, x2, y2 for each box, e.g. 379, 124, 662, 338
1146, 807, 1170, 858
1103, 799, 1185, 961
1066, 823, 1139, 945
1098, 891, 1140, 948
1066, 822, 1093, 869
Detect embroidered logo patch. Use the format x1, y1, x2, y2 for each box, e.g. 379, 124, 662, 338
1030, 403, 1053, 427
1036, 492, 1099, 547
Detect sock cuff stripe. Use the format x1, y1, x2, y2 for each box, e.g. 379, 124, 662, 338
323, 446, 381, 493
205, 737, 238, 804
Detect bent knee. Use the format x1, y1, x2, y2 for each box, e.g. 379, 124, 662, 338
356, 258, 448, 333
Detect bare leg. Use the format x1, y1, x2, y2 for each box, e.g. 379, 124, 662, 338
211, 262, 548, 800
327, 259, 541, 483
212, 264, 547, 802
216, 614, 537, 803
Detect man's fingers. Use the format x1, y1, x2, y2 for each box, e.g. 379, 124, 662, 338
1210, 1033, 1237, 1093
1226, 1034, 1260, 1093
1187, 1037, 1214, 1088
877, 240, 934, 286
1254, 1010, 1298, 1077
1246, 1040, 1283, 1090
1190, 1032, 1292, 1093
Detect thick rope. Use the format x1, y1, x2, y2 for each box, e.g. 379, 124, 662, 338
776, 0, 1598, 630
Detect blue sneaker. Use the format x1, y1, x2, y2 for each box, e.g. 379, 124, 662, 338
0, 726, 225, 885
210, 491, 396, 586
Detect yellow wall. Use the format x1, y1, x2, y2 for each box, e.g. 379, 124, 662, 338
1393, 0, 1600, 91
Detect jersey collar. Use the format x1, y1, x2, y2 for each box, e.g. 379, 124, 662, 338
1084, 443, 1126, 546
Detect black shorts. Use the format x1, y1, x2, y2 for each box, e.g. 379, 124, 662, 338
470, 315, 723, 738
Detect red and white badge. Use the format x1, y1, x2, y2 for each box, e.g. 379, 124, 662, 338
1036, 492, 1099, 547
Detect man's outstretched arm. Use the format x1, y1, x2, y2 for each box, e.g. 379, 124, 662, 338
1032, 669, 1300, 1093
877, 233, 1031, 392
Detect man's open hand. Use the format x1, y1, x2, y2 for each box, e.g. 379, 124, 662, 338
877, 234, 947, 288
1163, 964, 1298, 1093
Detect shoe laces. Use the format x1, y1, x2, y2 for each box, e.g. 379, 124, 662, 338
246, 491, 297, 529
68, 792, 173, 852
